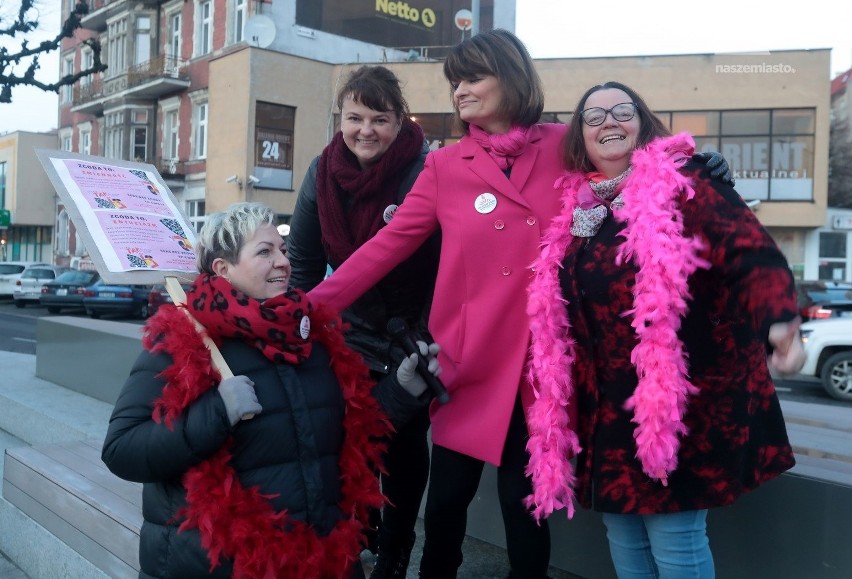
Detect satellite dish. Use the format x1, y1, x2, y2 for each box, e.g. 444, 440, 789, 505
245, 15, 276, 48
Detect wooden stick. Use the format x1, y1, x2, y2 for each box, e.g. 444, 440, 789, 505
164, 276, 234, 379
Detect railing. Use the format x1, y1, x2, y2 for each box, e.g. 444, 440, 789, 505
73, 77, 104, 104
83, 0, 126, 12
155, 157, 186, 176
72, 55, 187, 107
127, 54, 186, 88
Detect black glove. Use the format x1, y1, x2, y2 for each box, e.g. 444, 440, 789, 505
694, 151, 734, 186
218, 375, 262, 426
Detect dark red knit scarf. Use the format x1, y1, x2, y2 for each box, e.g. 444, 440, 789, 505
185, 273, 313, 365
145, 275, 392, 578
317, 118, 424, 265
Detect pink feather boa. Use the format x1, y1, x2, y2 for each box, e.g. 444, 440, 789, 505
525, 132, 710, 520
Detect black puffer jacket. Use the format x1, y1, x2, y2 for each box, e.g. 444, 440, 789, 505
287, 142, 440, 373
101, 309, 426, 578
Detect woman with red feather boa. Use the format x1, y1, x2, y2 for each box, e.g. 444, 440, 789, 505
102, 202, 439, 578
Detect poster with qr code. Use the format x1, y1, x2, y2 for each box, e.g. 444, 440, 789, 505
35, 149, 198, 285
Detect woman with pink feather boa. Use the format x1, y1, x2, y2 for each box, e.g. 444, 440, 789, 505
526, 81, 805, 578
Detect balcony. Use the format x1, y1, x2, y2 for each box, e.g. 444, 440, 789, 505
79, 0, 161, 31
71, 55, 191, 114
155, 158, 186, 177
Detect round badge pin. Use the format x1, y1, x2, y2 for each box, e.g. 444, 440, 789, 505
383, 204, 399, 223
299, 315, 311, 340
474, 193, 497, 214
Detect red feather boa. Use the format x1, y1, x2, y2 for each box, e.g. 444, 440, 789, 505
143, 303, 392, 578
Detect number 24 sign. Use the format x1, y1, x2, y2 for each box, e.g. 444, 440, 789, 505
255, 132, 291, 170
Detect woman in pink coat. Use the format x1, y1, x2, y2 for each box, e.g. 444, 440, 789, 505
309, 29, 562, 578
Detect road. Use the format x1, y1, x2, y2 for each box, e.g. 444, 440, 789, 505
0, 299, 848, 408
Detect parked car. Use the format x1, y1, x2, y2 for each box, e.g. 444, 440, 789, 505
147, 282, 194, 317
0, 261, 50, 298
799, 317, 852, 401
13, 264, 68, 307
82, 281, 154, 319
795, 280, 852, 321
40, 270, 101, 314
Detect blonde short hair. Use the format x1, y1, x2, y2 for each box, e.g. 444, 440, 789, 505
196, 202, 274, 274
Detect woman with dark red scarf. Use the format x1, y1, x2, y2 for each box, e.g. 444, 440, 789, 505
287, 65, 439, 578
102, 202, 439, 578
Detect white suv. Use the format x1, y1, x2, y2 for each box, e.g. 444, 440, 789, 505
12, 264, 67, 307
799, 317, 852, 401
0, 261, 50, 298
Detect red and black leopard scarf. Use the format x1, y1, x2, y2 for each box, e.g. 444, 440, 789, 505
145, 273, 392, 578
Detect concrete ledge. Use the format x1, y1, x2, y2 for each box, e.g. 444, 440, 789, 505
463, 400, 852, 579
0, 496, 108, 579
0, 352, 112, 445
36, 317, 143, 405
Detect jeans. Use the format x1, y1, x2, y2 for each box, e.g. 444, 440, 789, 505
602, 510, 715, 579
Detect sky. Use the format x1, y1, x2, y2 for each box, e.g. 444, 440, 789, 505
1, 0, 851, 134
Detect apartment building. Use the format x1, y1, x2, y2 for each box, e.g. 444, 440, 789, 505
55, 0, 833, 278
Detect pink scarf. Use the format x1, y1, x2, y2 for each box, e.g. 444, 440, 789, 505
524, 132, 710, 520
468, 124, 531, 170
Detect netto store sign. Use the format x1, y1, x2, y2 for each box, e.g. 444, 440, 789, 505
375, 0, 437, 29
295, 0, 494, 48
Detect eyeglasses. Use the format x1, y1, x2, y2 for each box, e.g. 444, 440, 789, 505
580, 102, 637, 127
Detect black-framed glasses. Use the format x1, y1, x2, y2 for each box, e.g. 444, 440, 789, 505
580, 102, 637, 126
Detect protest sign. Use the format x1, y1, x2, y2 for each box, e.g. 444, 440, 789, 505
36, 150, 234, 377
36, 150, 197, 285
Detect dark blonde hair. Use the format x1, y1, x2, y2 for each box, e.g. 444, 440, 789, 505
563, 81, 671, 173
443, 29, 544, 132
336, 65, 409, 120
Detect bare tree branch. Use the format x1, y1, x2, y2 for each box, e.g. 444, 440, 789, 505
1, 1, 107, 104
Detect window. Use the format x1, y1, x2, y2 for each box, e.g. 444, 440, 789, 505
163, 107, 180, 160
60, 129, 73, 151
666, 108, 815, 202
80, 47, 94, 87
196, 0, 213, 55
0, 162, 6, 208
818, 232, 848, 280
80, 127, 92, 155
131, 109, 149, 161
168, 11, 182, 60
107, 18, 128, 76
61, 55, 74, 104
409, 113, 466, 149
105, 111, 125, 159
233, 0, 247, 43
194, 102, 208, 159
133, 127, 147, 161
57, 210, 70, 255
135, 16, 151, 65
186, 199, 206, 232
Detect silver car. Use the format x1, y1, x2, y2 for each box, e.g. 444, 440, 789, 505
12, 264, 68, 307
0, 261, 50, 298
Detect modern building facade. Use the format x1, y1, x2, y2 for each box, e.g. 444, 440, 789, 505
54, 0, 834, 279
0, 131, 59, 262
